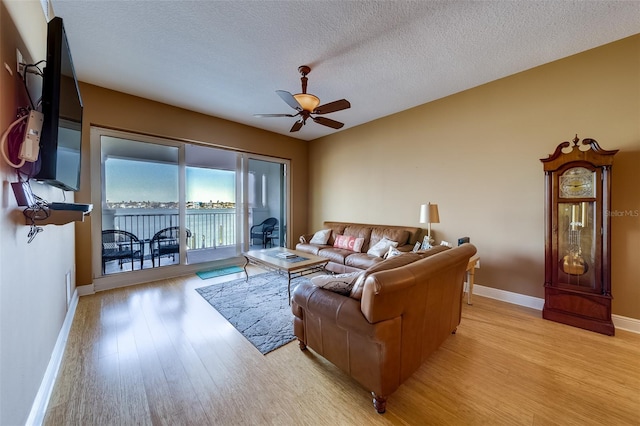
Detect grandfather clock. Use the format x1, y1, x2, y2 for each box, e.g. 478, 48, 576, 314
540, 135, 618, 335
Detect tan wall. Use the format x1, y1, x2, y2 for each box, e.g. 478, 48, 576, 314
74, 84, 309, 286
308, 35, 640, 319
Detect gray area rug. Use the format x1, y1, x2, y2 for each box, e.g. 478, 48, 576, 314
196, 272, 310, 354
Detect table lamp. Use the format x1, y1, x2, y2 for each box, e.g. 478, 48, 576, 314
419, 203, 440, 246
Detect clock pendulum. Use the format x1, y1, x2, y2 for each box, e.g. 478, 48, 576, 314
561, 202, 588, 277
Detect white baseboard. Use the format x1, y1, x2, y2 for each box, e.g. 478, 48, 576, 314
76, 283, 95, 296
471, 284, 640, 334
472, 284, 545, 311
26, 288, 79, 426
611, 314, 640, 334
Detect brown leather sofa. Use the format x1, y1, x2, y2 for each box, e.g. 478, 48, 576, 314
291, 243, 477, 413
296, 221, 422, 273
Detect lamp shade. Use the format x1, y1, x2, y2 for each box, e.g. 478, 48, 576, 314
293, 93, 321, 112
419, 203, 440, 224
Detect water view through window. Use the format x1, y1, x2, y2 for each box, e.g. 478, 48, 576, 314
105, 159, 237, 246
105, 159, 235, 209
97, 133, 288, 277
100, 138, 240, 274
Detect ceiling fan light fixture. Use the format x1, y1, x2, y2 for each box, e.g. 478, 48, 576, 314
256, 66, 349, 132
293, 93, 320, 112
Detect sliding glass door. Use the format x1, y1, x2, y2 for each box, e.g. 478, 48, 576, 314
247, 158, 287, 250
91, 127, 289, 285
99, 136, 182, 273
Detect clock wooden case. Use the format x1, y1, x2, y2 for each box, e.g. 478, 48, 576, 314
540, 136, 618, 335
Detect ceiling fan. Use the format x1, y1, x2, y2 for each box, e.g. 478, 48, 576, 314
254, 65, 351, 132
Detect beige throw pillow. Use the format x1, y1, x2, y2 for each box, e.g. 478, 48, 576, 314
309, 229, 331, 245
366, 237, 398, 257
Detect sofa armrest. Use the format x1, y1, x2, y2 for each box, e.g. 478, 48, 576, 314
299, 234, 314, 244
292, 282, 391, 339
360, 268, 417, 323
360, 244, 476, 324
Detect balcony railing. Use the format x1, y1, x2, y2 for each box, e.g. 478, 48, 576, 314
110, 210, 236, 249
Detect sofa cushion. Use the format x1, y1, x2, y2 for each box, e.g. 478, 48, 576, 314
350, 252, 422, 300
369, 228, 410, 249
334, 235, 365, 252
326, 224, 347, 246
337, 225, 370, 249
317, 248, 352, 265
344, 253, 385, 270
367, 237, 398, 258
310, 228, 332, 245
310, 272, 362, 296
296, 243, 329, 256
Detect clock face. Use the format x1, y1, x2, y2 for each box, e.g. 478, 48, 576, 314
559, 167, 596, 198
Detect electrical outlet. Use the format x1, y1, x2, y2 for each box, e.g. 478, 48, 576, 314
16, 48, 24, 76
66, 271, 71, 307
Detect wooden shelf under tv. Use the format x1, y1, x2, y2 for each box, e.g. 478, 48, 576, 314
23, 207, 91, 226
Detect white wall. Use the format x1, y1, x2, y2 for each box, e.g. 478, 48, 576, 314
1, 1, 77, 424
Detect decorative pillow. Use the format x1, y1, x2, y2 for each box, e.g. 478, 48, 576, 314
309, 228, 332, 245
385, 246, 403, 258
366, 237, 398, 257
350, 274, 367, 300
333, 235, 365, 252
352, 237, 365, 252
310, 272, 362, 296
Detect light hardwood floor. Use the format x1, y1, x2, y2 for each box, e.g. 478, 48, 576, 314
45, 269, 640, 425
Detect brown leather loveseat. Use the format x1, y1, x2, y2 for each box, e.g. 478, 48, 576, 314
291, 243, 477, 413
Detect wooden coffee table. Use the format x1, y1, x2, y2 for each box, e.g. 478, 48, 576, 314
243, 247, 329, 303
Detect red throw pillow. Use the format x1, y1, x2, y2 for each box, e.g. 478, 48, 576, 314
333, 234, 365, 252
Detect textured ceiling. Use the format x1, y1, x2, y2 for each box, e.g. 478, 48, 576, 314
51, 1, 640, 141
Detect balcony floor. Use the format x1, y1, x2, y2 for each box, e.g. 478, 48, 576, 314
102, 243, 271, 275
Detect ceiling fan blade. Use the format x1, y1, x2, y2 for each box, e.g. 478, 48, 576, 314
313, 99, 351, 114
312, 116, 344, 129
276, 90, 302, 111
253, 113, 298, 118
290, 120, 304, 132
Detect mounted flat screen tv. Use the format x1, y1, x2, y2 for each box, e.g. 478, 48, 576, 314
35, 16, 83, 191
